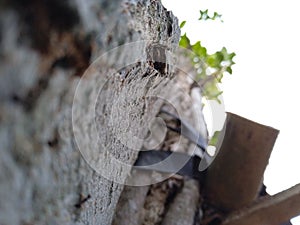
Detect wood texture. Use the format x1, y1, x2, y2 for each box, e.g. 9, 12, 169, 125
204, 112, 279, 211
0, 1, 181, 224
223, 183, 300, 225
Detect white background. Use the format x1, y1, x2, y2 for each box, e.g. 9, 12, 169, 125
161, 0, 300, 223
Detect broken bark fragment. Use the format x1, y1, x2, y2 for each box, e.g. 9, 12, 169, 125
204, 113, 279, 211
222, 183, 300, 225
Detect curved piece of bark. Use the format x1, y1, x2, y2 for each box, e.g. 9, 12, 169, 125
204, 113, 279, 211
222, 183, 300, 225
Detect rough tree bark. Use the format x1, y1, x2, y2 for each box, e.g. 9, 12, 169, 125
0, 0, 189, 225
3, 1, 297, 225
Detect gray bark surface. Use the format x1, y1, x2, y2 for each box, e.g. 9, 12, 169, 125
161, 178, 200, 225
0, 1, 181, 224
2, 1, 295, 225
112, 49, 207, 225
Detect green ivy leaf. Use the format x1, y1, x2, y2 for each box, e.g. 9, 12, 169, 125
180, 21, 186, 28
226, 67, 233, 74
221, 47, 233, 60
202, 81, 223, 103
207, 52, 224, 68
212, 12, 223, 22
209, 131, 221, 146
199, 10, 223, 22
191, 41, 207, 58
199, 9, 209, 21
179, 33, 191, 48
178, 10, 235, 103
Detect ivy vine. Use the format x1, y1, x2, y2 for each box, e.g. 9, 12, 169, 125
179, 10, 235, 103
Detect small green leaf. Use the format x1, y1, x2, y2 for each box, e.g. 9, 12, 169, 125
207, 52, 224, 68
202, 81, 223, 103
226, 67, 233, 74
199, 9, 209, 21
178, 8, 236, 103
199, 9, 223, 22
180, 21, 186, 28
209, 131, 221, 146
212, 12, 222, 21
179, 33, 191, 48
191, 41, 207, 58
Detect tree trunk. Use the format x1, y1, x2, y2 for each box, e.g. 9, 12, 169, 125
0, 1, 191, 224
2, 1, 298, 225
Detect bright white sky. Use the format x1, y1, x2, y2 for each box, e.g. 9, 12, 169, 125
161, 0, 300, 223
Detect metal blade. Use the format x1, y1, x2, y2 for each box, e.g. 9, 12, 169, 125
134, 150, 202, 179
